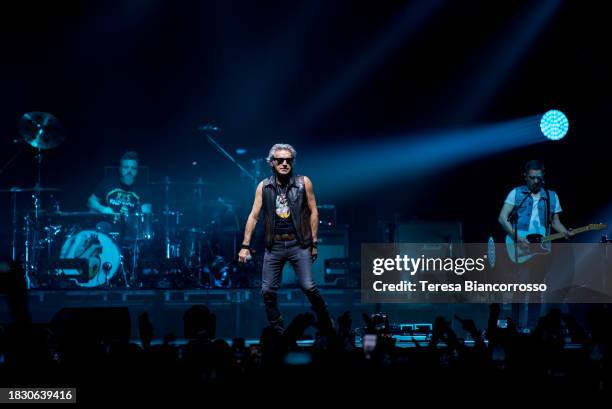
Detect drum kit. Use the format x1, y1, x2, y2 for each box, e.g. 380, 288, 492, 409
2, 113, 244, 290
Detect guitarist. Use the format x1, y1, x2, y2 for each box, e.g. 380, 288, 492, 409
498, 160, 573, 329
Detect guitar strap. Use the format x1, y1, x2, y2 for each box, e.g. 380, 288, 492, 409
543, 187, 552, 235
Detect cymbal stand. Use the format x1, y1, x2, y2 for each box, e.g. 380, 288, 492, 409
23, 212, 33, 289
26, 148, 44, 288
163, 176, 171, 259
11, 191, 18, 261
194, 179, 205, 278
129, 237, 139, 288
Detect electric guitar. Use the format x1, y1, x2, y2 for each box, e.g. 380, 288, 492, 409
505, 223, 607, 263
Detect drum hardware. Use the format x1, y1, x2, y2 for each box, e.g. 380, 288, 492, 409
11, 189, 17, 261
136, 212, 155, 241
2, 112, 66, 288
8, 195, 55, 272
9, 196, 247, 289
12, 202, 246, 289
151, 176, 193, 260
163, 176, 172, 260
1, 112, 229, 290
37, 258, 89, 287
42, 224, 63, 258
2, 123, 250, 290
128, 238, 141, 288
119, 254, 130, 288
18, 112, 65, 224
163, 210, 183, 259
1, 188, 62, 270
0, 186, 63, 193
23, 213, 33, 288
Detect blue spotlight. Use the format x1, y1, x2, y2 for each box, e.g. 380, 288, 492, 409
235, 148, 248, 155
302, 114, 546, 199
540, 109, 569, 140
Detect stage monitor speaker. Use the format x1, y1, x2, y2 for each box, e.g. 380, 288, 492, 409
394, 221, 463, 289
282, 229, 348, 286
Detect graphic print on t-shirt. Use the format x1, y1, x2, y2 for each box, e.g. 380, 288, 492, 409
275, 192, 290, 219
106, 188, 141, 215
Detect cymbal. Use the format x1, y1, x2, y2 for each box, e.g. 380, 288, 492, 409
0, 185, 62, 193
19, 112, 65, 150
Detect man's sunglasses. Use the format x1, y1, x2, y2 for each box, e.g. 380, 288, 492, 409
273, 157, 294, 165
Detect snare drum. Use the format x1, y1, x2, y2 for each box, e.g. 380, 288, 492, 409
58, 229, 122, 287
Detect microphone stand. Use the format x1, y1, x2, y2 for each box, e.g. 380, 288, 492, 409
200, 126, 258, 188
199, 125, 259, 273
507, 189, 531, 328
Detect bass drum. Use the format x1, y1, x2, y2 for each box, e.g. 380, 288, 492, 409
59, 229, 122, 287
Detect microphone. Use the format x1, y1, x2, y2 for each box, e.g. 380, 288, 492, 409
197, 124, 220, 132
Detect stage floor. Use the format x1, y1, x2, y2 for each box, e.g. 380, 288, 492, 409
2, 288, 497, 339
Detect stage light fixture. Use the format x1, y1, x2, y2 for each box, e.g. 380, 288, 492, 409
540, 109, 568, 140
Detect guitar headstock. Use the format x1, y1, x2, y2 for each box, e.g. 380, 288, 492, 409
587, 223, 607, 231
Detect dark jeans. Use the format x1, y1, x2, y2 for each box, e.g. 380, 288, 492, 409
512, 254, 551, 329
261, 239, 330, 332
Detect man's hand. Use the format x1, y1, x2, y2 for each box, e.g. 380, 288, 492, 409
238, 248, 251, 263
311, 246, 318, 262
518, 236, 530, 251
564, 228, 574, 239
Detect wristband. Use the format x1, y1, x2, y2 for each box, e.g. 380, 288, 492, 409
241, 244, 251, 250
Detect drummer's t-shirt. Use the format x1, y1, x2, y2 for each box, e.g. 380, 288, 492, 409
94, 177, 151, 215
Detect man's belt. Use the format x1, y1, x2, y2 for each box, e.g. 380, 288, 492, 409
274, 233, 296, 241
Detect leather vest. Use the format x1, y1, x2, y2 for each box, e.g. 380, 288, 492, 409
262, 174, 312, 249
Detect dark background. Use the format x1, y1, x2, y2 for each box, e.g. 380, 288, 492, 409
1, 0, 610, 258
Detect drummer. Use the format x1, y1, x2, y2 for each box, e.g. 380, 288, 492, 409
87, 151, 152, 216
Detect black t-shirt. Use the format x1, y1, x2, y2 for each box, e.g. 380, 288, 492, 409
94, 177, 151, 215
273, 187, 296, 235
